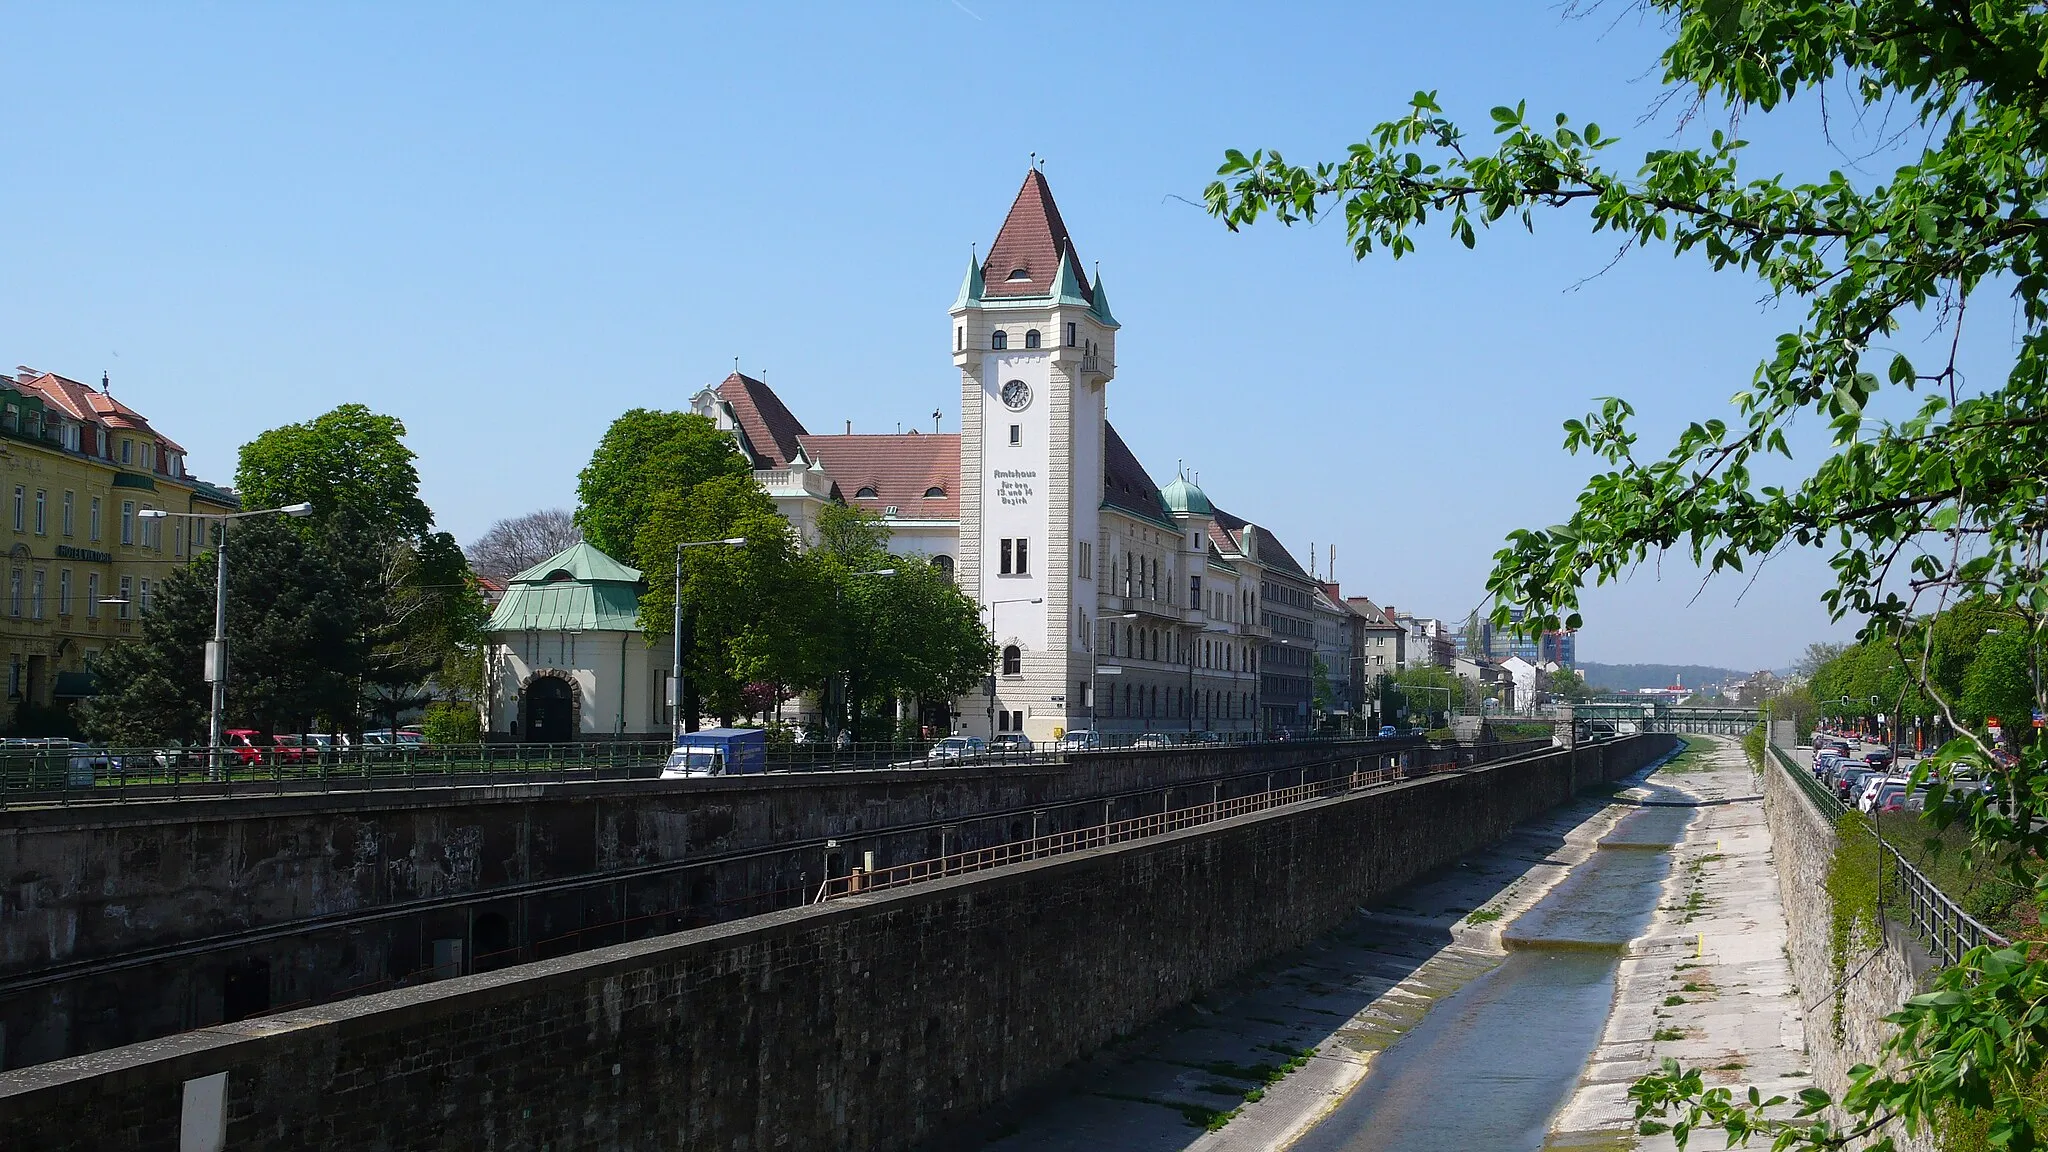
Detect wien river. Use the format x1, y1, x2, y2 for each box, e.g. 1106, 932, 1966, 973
1288, 804, 1692, 1152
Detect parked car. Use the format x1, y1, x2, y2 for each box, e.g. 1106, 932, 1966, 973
1131, 733, 1175, 749
223, 729, 269, 766
1377, 725, 1399, 738
989, 733, 1032, 754
1865, 747, 1896, 769
1056, 729, 1102, 752
1194, 731, 1224, 744
268, 735, 311, 765
1835, 763, 1876, 802
927, 736, 987, 762
661, 728, 768, 778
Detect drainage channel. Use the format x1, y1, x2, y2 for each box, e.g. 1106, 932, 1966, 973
1288, 802, 1694, 1152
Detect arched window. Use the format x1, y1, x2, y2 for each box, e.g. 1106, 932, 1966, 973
1024, 329, 1041, 349
854, 485, 878, 499
1123, 625, 1133, 657
1007, 267, 1030, 281
1002, 645, 1021, 676
924, 486, 945, 498
991, 330, 1009, 350
934, 555, 955, 583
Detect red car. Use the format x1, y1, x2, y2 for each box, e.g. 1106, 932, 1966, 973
221, 730, 309, 766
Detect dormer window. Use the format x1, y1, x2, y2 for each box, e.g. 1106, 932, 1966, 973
1024, 329, 1041, 349
991, 330, 1008, 350
923, 486, 945, 499
854, 486, 879, 499
1006, 267, 1029, 281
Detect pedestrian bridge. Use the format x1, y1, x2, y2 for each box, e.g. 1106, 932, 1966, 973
1575, 700, 1760, 736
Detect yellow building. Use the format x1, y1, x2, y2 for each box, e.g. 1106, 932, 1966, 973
0, 367, 238, 728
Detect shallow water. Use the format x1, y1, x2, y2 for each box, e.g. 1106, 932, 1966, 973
1290, 803, 1688, 1152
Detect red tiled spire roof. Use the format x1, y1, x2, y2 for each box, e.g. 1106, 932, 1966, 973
981, 169, 1093, 303
715, 372, 810, 469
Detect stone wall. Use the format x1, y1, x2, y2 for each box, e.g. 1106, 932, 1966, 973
0, 740, 1413, 1069
1759, 742, 1933, 1152
0, 735, 1675, 1151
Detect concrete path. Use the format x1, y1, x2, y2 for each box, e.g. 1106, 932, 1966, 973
976, 767, 1653, 1152
1545, 735, 1811, 1151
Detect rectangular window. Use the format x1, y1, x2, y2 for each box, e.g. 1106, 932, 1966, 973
1066, 322, 1076, 347
1014, 537, 1028, 574
86, 573, 99, 618
7, 656, 17, 700
10, 486, 21, 532
955, 325, 963, 351
58, 570, 70, 616
33, 490, 45, 535
8, 569, 19, 617
120, 439, 132, 464
121, 501, 134, 545
89, 497, 101, 542
1190, 575, 1202, 606
138, 578, 151, 615
31, 571, 44, 619
176, 523, 185, 557
1077, 541, 1092, 579
61, 491, 73, 537
1000, 538, 1014, 575
1008, 424, 1020, 446
117, 575, 132, 619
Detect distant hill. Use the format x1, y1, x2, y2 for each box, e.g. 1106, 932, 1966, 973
1577, 663, 1748, 693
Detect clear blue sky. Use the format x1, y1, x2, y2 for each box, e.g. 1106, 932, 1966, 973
2, 3, 2001, 669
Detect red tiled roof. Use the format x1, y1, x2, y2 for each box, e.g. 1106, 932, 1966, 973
982, 169, 1093, 303
716, 372, 809, 469
1210, 505, 1312, 583
18, 372, 186, 454
1101, 422, 1172, 525
796, 432, 961, 521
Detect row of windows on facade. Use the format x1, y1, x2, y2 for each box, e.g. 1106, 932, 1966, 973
990, 678, 1251, 723
956, 323, 1093, 352
1, 403, 181, 477
6, 568, 146, 620
1261, 579, 1315, 610
1061, 618, 1263, 674
9, 486, 189, 551
851, 485, 947, 500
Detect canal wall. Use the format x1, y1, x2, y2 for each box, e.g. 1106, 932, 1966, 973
1760, 741, 1934, 1152
0, 735, 1675, 1151
0, 739, 1416, 1070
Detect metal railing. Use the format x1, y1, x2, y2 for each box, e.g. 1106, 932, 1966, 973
0, 729, 1445, 809
815, 762, 1408, 902
1768, 743, 2009, 966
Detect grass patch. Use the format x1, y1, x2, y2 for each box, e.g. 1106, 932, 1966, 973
1715, 1061, 1746, 1071
1466, 907, 1503, 925
1663, 995, 1686, 1006
1659, 736, 1708, 773
1653, 1027, 1685, 1042
1681, 982, 1706, 992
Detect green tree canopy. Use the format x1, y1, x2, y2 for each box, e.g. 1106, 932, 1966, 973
235, 404, 431, 537
1210, 2, 2048, 1145
574, 409, 751, 559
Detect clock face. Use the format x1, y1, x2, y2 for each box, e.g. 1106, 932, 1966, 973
1000, 380, 1032, 411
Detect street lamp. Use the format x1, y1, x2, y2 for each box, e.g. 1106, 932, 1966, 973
139, 502, 314, 773
982, 596, 1042, 740
837, 568, 896, 741
670, 537, 746, 741
1095, 612, 1137, 736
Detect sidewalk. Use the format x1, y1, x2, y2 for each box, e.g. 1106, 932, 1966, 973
1546, 736, 1811, 1151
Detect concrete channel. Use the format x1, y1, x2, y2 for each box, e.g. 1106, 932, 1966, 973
975, 735, 1809, 1152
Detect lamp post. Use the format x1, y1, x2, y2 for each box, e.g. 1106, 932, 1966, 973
138, 502, 314, 773
1094, 611, 1137, 737
670, 537, 746, 741
982, 596, 1042, 740
1186, 623, 1232, 736
837, 568, 896, 741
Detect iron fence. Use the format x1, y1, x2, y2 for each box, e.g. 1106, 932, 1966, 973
0, 729, 1456, 809
1768, 743, 2009, 966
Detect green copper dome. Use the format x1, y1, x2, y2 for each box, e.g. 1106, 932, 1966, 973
1159, 474, 1212, 516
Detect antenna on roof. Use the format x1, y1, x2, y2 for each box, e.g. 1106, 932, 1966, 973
933, 408, 942, 433
733, 356, 739, 375
102, 372, 110, 396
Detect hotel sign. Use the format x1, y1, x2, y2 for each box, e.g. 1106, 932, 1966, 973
55, 545, 113, 564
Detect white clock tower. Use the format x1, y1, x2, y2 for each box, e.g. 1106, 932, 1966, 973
951, 169, 1121, 740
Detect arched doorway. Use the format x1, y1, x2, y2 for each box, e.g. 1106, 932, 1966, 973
524, 676, 575, 743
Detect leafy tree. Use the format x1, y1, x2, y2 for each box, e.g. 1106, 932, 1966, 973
1209, 2, 2048, 1145
235, 404, 430, 538
574, 410, 751, 559
1389, 666, 1465, 727
466, 508, 581, 580
1311, 656, 1333, 714
1795, 642, 1849, 680
1545, 667, 1594, 703
82, 518, 360, 743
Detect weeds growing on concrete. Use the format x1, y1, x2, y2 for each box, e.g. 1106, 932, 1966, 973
1465, 907, 1503, 924
1653, 1026, 1685, 1042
